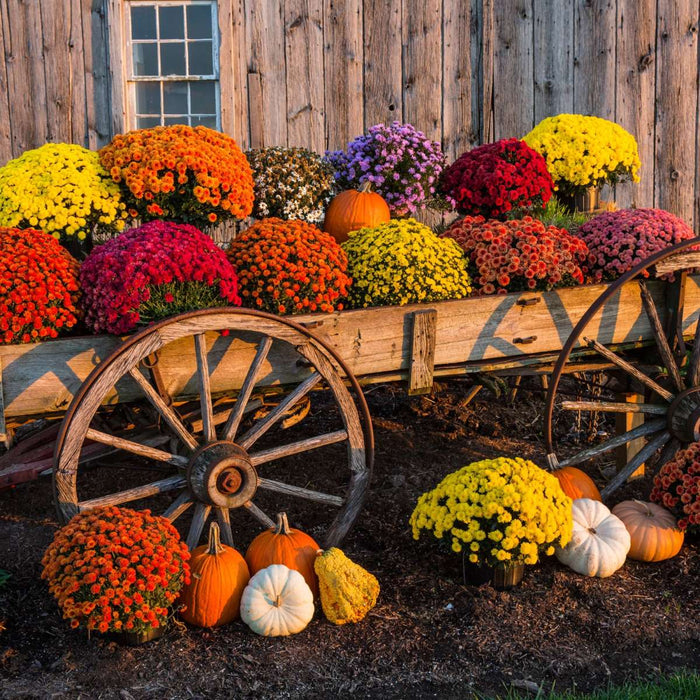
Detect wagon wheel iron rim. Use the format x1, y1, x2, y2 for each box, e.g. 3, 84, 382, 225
53, 308, 374, 548
544, 236, 700, 500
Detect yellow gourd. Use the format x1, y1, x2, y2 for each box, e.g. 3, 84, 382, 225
314, 547, 379, 625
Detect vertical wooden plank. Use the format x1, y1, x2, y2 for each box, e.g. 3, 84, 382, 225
68, 0, 88, 146
471, 0, 494, 143
41, 0, 72, 143
655, 0, 698, 226
83, 0, 111, 148
573, 0, 616, 120
442, 0, 475, 161
284, 0, 325, 152
533, 0, 574, 123
615, 393, 646, 478
615, 0, 656, 209
493, 0, 534, 140
408, 309, 437, 395
106, 0, 126, 135
363, 0, 402, 127
323, 0, 363, 151
246, 0, 287, 147
219, 0, 250, 148
402, 0, 441, 141
2, 0, 49, 154
0, 1, 12, 163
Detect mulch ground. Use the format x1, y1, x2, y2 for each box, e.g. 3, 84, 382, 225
0, 380, 698, 699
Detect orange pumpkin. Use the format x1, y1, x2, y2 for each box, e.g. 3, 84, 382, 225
611, 500, 684, 562
245, 512, 320, 597
552, 466, 602, 501
323, 181, 390, 243
179, 522, 250, 627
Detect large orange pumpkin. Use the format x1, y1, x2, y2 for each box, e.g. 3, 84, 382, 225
245, 512, 320, 597
179, 522, 250, 627
323, 181, 390, 243
611, 500, 684, 562
552, 466, 602, 501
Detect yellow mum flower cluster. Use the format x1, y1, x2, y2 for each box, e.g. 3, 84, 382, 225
0, 143, 127, 241
523, 114, 640, 194
341, 218, 472, 308
410, 457, 573, 567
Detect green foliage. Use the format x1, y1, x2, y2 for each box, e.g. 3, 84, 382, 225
522, 195, 589, 231
138, 281, 232, 324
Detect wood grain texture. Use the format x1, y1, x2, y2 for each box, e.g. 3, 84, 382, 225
533, 0, 574, 122
323, 0, 363, 150
402, 0, 441, 141
285, 0, 325, 151
655, 0, 698, 226
474, 0, 495, 143
615, 0, 656, 208
615, 392, 647, 476
105, 0, 125, 136
363, 0, 402, 126
493, 0, 534, 139
0, 1, 11, 164
219, 0, 249, 147
83, 0, 110, 149
408, 309, 437, 395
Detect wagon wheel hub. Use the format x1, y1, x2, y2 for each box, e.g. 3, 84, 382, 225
187, 441, 258, 508
667, 387, 700, 443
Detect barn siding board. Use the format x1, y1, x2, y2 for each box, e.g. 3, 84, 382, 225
42, 0, 73, 144
615, 0, 656, 209
284, 0, 325, 152
493, 0, 534, 140
533, 0, 574, 123
84, 0, 110, 149
219, 0, 249, 148
0, 1, 12, 165
655, 0, 698, 227
323, 0, 363, 151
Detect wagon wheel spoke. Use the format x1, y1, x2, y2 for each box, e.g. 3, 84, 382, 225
687, 321, 700, 387
257, 477, 344, 506
249, 429, 348, 466
215, 507, 234, 546
194, 333, 216, 443
129, 366, 198, 450
85, 428, 189, 467
582, 337, 674, 401
557, 418, 667, 468
243, 500, 275, 528
186, 503, 211, 550
600, 431, 671, 499
639, 280, 685, 392
560, 401, 667, 415
222, 336, 273, 442
78, 475, 186, 511
238, 372, 322, 450
664, 271, 687, 355
163, 491, 193, 522
658, 437, 682, 468
188, 398, 263, 434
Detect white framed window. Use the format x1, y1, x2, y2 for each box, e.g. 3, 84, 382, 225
125, 1, 220, 129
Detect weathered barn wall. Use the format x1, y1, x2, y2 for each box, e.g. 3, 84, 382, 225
0, 1, 698, 227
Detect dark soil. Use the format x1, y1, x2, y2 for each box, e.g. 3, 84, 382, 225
1, 380, 698, 699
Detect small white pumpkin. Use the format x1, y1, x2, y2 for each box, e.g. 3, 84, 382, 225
240, 564, 314, 636
556, 498, 631, 578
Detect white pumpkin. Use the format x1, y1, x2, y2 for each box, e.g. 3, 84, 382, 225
556, 498, 631, 578
240, 564, 314, 636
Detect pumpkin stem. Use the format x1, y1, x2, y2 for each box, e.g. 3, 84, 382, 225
274, 595, 282, 607
633, 499, 653, 516
275, 512, 292, 535
358, 180, 374, 194
207, 521, 226, 555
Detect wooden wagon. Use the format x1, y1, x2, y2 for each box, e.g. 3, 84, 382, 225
2, 240, 700, 548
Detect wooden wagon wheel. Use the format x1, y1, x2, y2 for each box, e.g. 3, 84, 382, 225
544, 237, 700, 500
53, 308, 373, 548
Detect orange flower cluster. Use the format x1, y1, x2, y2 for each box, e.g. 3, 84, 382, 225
41, 507, 190, 635
99, 125, 254, 228
0, 227, 81, 344
228, 217, 352, 315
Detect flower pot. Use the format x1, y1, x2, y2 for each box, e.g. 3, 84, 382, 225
109, 625, 165, 646
462, 555, 525, 590
559, 186, 601, 214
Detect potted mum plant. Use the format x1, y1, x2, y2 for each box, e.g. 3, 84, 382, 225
410, 457, 572, 589
41, 506, 190, 644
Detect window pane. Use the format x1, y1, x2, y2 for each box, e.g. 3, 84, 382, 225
164, 116, 188, 126
131, 6, 156, 40
188, 41, 213, 75
164, 81, 188, 114
161, 43, 186, 76
133, 43, 158, 76
135, 83, 161, 115
191, 116, 217, 129
159, 5, 184, 39
137, 116, 161, 129
189, 82, 216, 114
187, 5, 213, 39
